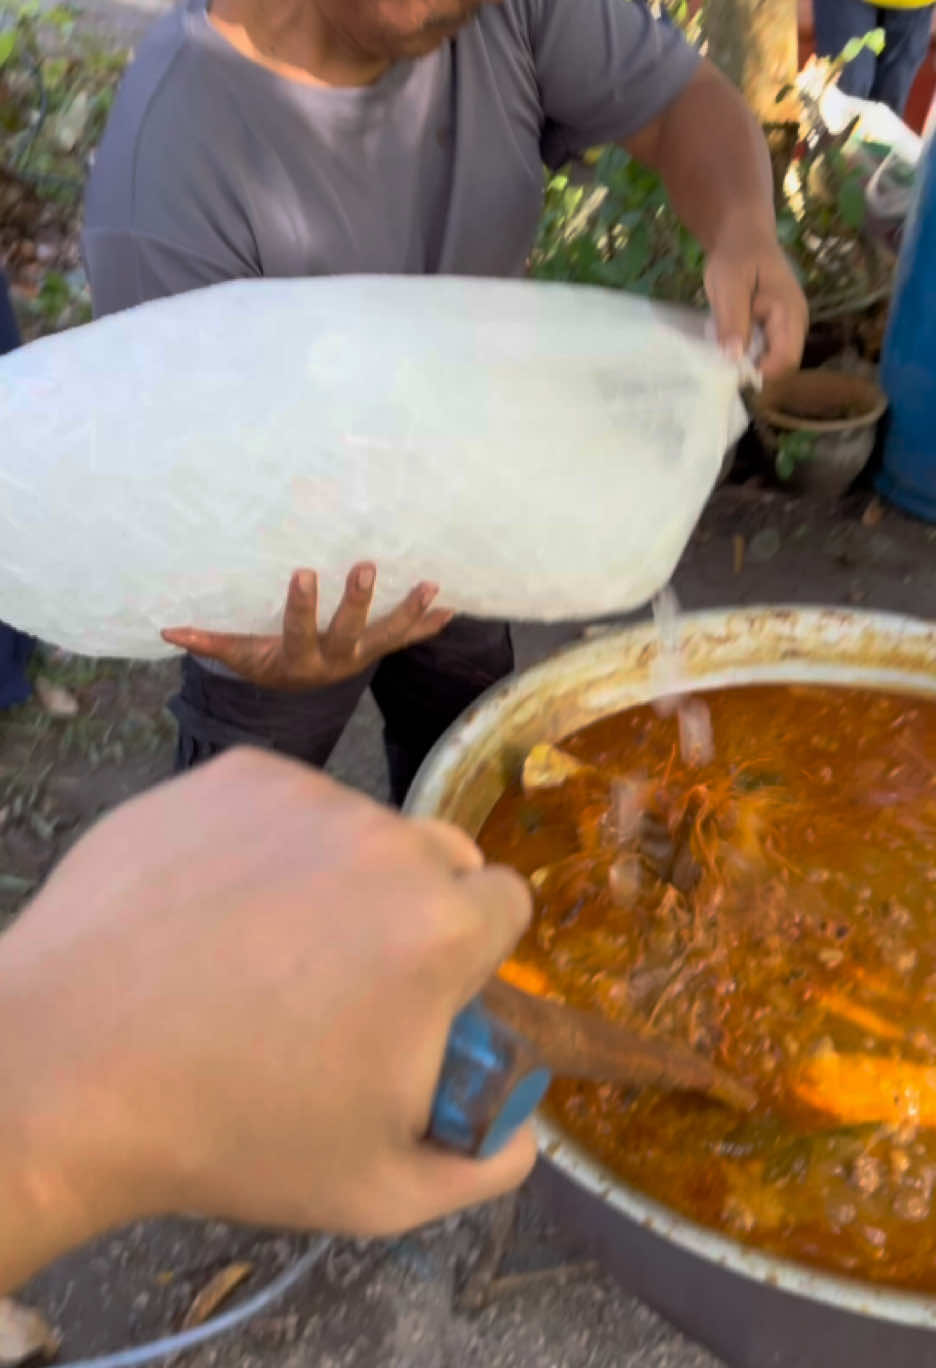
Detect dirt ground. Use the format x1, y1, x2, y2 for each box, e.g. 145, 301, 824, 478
5, 477, 936, 1368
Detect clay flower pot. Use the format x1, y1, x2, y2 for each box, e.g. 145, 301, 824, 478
755, 369, 888, 497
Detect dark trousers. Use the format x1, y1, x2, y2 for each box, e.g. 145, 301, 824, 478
170, 616, 513, 806
0, 270, 34, 709
813, 0, 934, 115
0, 270, 18, 352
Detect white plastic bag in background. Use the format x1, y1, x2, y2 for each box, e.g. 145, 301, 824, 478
1, 275, 748, 658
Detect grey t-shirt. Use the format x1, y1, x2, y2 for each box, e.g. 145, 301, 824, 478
82, 0, 698, 677
82, 0, 699, 313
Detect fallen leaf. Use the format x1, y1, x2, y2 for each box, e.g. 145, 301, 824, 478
34, 677, 79, 719
861, 497, 884, 527
0, 1298, 61, 1366
181, 1263, 253, 1330
732, 534, 745, 575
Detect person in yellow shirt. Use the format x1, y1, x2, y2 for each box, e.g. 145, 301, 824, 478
814, 0, 935, 114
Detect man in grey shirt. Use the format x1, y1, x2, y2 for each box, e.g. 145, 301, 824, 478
83, 0, 806, 801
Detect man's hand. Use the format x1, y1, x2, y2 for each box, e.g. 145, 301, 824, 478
0, 751, 535, 1292
161, 562, 454, 689
625, 61, 808, 382
704, 227, 808, 381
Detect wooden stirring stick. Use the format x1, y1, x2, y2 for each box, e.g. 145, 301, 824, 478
482, 976, 756, 1113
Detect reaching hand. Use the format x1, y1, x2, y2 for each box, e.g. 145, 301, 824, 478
162, 562, 454, 688
0, 750, 535, 1291
704, 230, 808, 381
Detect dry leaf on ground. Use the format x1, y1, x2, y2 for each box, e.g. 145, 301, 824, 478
181, 1262, 253, 1330
862, 497, 885, 528
34, 677, 79, 719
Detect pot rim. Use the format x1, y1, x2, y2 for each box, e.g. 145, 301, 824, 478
760, 400, 887, 435
756, 372, 888, 435
405, 604, 936, 1328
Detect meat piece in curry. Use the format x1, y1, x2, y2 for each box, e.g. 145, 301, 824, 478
478, 684, 936, 1291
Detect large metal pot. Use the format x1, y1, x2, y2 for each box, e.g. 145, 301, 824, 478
405, 607, 936, 1368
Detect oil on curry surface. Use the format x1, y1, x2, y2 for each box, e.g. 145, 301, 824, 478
480, 684, 936, 1290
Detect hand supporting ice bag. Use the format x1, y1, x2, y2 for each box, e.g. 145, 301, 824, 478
1, 276, 750, 658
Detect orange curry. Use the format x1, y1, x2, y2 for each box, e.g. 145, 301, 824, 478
478, 684, 936, 1291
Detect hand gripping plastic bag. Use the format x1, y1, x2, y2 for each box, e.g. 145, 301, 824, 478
1, 275, 748, 658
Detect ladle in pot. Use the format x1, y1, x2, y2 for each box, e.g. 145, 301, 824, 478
428, 976, 755, 1160
484, 977, 756, 1113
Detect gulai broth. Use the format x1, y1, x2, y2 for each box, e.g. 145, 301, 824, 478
479, 684, 936, 1290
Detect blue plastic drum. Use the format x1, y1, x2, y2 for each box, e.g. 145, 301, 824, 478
879, 131, 936, 520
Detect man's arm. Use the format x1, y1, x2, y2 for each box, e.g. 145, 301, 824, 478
527, 0, 807, 377
624, 60, 774, 266
623, 60, 807, 377
0, 752, 534, 1294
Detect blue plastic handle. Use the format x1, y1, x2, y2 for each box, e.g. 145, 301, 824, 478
428, 997, 552, 1159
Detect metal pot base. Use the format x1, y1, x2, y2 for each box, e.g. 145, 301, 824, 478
532, 1157, 936, 1368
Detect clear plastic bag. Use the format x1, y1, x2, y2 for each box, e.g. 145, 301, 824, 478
1, 275, 748, 658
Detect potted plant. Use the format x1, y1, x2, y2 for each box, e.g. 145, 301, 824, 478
753, 368, 887, 496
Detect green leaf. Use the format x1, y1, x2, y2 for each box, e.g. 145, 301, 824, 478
635, 261, 667, 293
613, 209, 643, 230
798, 433, 817, 463
775, 431, 816, 481
0, 28, 16, 66
36, 270, 72, 321
43, 3, 75, 28
837, 175, 866, 230
609, 222, 652, 285
839, 27, 885, 65
775, 449, 795, 481
679, 230, 703, 272
775, 213, 799, 248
